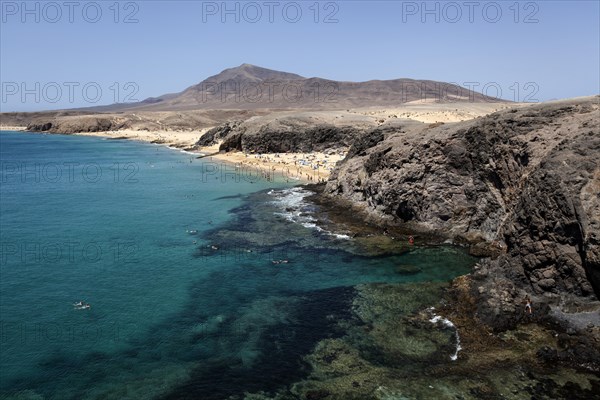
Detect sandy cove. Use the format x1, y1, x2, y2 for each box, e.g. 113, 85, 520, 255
71, 130, 345, 183
1, 127, 344, 183
199, 144, 346, 183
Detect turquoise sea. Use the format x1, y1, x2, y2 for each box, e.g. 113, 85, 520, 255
0, 131, 476, 399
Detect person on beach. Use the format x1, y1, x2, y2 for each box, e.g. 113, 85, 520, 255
408, 235, 414, 245
524, 295, 532, 314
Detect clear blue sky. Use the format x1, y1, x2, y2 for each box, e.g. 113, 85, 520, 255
1, 0, 599, 111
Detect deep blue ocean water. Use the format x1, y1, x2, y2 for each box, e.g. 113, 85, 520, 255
0, 131, 476, 399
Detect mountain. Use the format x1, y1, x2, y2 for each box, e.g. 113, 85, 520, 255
1, 63, 513, 136
88, 63, 508, 112
201, 63, 306, 83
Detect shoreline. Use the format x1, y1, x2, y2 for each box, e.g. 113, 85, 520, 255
204, 145, 345, 184
3, 103, 599, 398
0, 125, 27, 131
1, 127, 342, 183
0, 102, 522, 184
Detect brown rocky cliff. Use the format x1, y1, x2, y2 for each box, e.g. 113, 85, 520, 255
325, 96, 600, 328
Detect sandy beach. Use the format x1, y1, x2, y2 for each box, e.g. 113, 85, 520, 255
0, 126, 345, 183
69, 128, 206, 149
69, 130, 345, 182
0, 125, 27, 131
198, 144, 347, 183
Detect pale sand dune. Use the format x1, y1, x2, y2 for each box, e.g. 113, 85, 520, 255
348, 102, 521, 124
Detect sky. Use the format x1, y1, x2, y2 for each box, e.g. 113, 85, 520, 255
1, 0, 599, 111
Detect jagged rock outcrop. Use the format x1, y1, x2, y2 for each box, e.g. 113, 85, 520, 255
196, 121, 244, 146
196, 112, 376, 153
234, 124, 360, 153
325, 96, 600, 329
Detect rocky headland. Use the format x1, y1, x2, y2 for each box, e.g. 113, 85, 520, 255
197, 96, 600, 399
230, 96, 600, 399
196, 111, 376, 153
322, 96, 599, 317
311, 96, 600, 377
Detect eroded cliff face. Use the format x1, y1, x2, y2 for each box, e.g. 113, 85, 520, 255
325, 97, 600, 313
196, 112, 377, 153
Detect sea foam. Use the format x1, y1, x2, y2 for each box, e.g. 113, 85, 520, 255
429, 314, 462, 361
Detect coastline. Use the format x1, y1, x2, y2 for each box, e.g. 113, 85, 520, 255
0, 125, 27, 131
1, 127, 342, 183
205, 145, 345, 183
0, 103, 520, 185
2, 100, 599, 398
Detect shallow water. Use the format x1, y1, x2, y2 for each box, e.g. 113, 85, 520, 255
0, 131, 476, 399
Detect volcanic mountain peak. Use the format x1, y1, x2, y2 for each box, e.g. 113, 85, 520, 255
201, 63, 306, 84
44, 64, 510, 113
